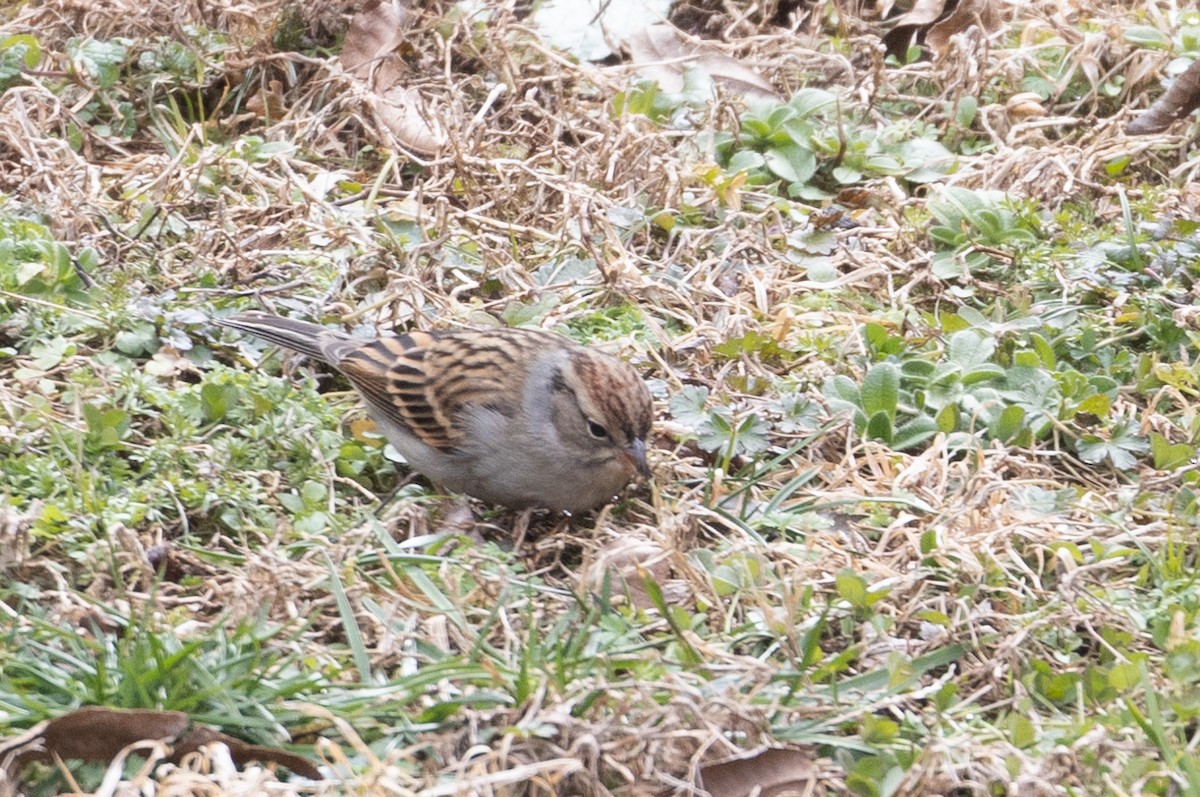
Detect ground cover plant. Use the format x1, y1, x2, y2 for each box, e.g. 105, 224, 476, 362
2, 0, 1200, 794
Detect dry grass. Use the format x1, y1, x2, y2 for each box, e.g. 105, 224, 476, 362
1, 0, 1197, 794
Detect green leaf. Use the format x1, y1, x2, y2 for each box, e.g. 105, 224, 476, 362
902, 360, 936, 379
861, 714, 899, 744
1013, 349, 1040, 368
200, 382, 239, 422
295, 511, 329, 534
697, 409, 735, 453
935, 403, 958, 433
83, 404, 130, 450
791, 184, 832, 201
961, 364, 1006, 385
860, 363, 899, 420
1105, 156, 1131, 177
789, 228, 836, 255
29, 337, 73, 371
1075, 393, 1111, 418
0, 35, 41, 90
1030, 333, 1056, 368
1149, 432, 1194, 470
993, 404, 1025, 442
712, 330, 784, 361
668, 385, 710, 428
1123, 26, 1170, 49
278, 492, 304, 513
727, 150, 765, 174
946, 330, 995, 369
934, 682, 959, 712
832, 165, 862, 184
956, 306, 989, 327
954, 96, 977, 127
1107, 662, 1141, 691
1173, 219, 1200, 236
1008, 714, 1036, 749
709, 564, 741, 596
836, 571, 869, 610
115, 322, 160, 356
892, 417, 937, 450
900, 138, 955, 182
865, 409, 894, 443
72, 38, 129, 89
822, 375, 861, 405
15, 260, 46, 286
864, 322, 896, 354
788, 87, 838, 117
500, 293, 558, 326
300, 480, 327, 504
917, 609, 950, 626
763, 143, 817, 185
731, 414, 771, 455
1076, 425, 1148, 470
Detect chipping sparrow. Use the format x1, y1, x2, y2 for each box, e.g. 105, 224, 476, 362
217, 312, 654, 512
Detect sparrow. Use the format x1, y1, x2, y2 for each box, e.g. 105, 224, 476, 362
217, 312, 653, 512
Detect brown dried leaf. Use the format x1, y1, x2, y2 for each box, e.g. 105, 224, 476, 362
338, 0, 445, 156
1127, 57, 1200, 135
925, 0, 999, 55
1006, 91, 1045, 120
699, 747, 819, 797
625, 22, 779, 102
373, 85, 447, 156
584, 535, 675, 611
882, 0, 948, 61
245, 79, 287, 121
890, 0, 949, 27
340, 0, 411, 77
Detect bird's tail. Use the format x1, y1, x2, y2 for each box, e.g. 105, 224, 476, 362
216, 312, 353, 363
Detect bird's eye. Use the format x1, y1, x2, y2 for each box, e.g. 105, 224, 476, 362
587, 420, 609, 439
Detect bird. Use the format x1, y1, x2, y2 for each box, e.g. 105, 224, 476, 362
217, 312, 654, 513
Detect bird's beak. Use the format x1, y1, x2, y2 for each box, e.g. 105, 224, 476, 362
626, 438, 650, 480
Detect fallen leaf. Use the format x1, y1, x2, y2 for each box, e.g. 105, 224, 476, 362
1005, 91, 1045, 120
534, 0, 671, 62
699, 746, 819, 797
584, 535, 678, 611
337, 0, 446, 155
926, 0, 999, 55
372, 85, 447, 156
882, 0, 948, 61
246, 79, 287, 121
834, 186, 876, 209
340, 0, 410, 76
625, 22, 779, 102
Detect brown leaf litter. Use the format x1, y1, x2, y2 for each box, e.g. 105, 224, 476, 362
0, 0, 1191, 793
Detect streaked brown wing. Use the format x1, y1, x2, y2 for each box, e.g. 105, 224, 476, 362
419, 331, 529, 432
338, 328, 561, 453
337, 328, 557, 453
335, 332, 456, 452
